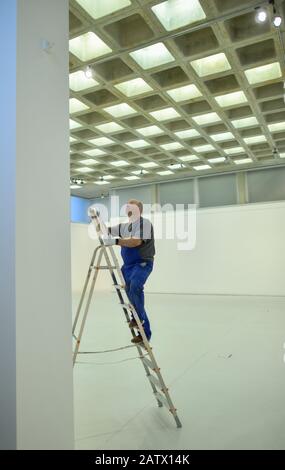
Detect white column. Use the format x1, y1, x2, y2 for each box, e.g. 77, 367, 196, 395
0, 0, 74, 449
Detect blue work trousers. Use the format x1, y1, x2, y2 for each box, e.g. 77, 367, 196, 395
121, 261, 153, 340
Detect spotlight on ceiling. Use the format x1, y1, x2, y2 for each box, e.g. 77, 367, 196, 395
273, 15, 282, 26
84, 66, 93, 79
255, 7, 268, 23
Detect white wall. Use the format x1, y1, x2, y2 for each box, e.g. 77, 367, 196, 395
72, 201, 285, 297
0, 0, 74, 450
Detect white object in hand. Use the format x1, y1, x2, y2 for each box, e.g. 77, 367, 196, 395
101, 235, 116, 246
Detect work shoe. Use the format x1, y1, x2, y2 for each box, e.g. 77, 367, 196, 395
129, 319, 144, 329
131, 334, 143, 344
128, 319, 138, 329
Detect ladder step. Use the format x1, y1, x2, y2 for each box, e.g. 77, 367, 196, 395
113, 284, 125, 290
141, 356, 156, 370
92, 266, 117, 270
154, 391, 170, 409
120, 303, 134, 311
148, 373, 164, 390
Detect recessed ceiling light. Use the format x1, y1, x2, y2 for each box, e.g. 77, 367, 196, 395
111, 160, 129, 167
231, 117, 258, 129
95, 122, 124, 133
160, 142, 184, 150
89, 137, 114, 146
157, 170, 174, 176
244, 62, 282, 85
83, 149, 106, 156
211, 132, 235, 142
69, 98, 89, 114
166, 84, 202, 102
268, 122, 285, 132
129, 42, 175, 70
79, 159, 99, 165
208, 157, 226, 163
214, 91, 248, 107
132, 169, 149, 175
94, 180, 110, 185
234, 158, 253, 165
69, 32, 112, 61
69, 119, 82, 129
75, 166, 93, 173
224, 147, 244, 155
174, 129, 200, 139
139, 161, 159, 168
152, 0, 206, 31
194, 144, 215, 152
168, 163, 186, 169
103, 103, 137, 117
192, 112, 221, 125
136, 125, 164, 136
193, 164, 211, 170
124, 175, 140, 180
75, 0, 131, 20
114, 78, 153, 97
126, 140, 151, 148
69, 70, 99, 91
150, 107, 181, 121
244, 135, 267, 144
70, 184, 82, 189
179, 155, 199, 162
190, 53, 231, 77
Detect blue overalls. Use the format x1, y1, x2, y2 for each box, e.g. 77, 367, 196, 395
121, 246, 153, 341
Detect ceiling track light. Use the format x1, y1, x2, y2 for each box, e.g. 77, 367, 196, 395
255, 6, 268, 23
269, 0, 282, 27
70, 178, 84, 186
84, 66, 93, 79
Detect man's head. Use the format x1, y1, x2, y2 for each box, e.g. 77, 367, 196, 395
126, 199, 143, 221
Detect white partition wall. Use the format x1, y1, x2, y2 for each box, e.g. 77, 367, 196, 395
0, 0, 74, 450
72, 201, 285, 296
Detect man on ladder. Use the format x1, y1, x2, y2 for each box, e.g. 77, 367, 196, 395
102, 199, 155, 345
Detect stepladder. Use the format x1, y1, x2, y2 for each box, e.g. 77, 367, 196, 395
72, 209, 182, 428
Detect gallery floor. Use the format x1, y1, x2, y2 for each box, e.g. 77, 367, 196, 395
73, 291, 285, 450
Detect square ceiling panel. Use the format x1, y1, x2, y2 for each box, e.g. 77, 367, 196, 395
103, 103, 137, 117
69, 32, 112, 61
129, 43, 175, 70
190, 53, 231, 77
244, 62, 282, 85
151, 0, 206, 32
174, 26, 219, 57
214, 91, 247, 107
104, 14, 154, 48
167, 84, 202, 102
69, 70, 99, 91
75, 0, 131, 20
149, 107, 181, 121
114, 78, 153, 97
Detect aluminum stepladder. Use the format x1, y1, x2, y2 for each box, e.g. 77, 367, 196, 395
72, 209, 182, 428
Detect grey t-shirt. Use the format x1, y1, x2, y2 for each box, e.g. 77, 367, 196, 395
109, 217, 155, 263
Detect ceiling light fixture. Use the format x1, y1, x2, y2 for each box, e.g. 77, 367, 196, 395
255, 7, 267, 23
85, 66, 93, 79
270, 0, 282, 27
70, 178, 84, 186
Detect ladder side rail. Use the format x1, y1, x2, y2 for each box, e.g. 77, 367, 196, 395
73, 249, 104, 366
72, 246, 101, 335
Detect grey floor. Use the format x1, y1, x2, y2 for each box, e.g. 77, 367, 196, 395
73, 291, 285, 450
